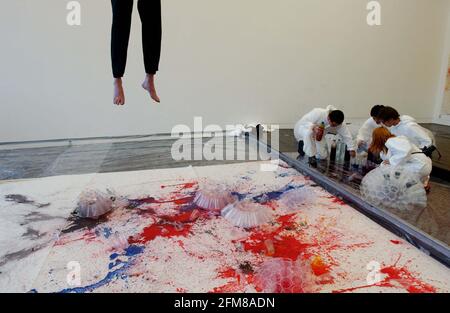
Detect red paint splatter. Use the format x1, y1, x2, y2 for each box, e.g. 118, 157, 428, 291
380, 265, 436, 293
54, 230, 100, 246
265, 200, 279, 211
210, 267, 256, 293
219, 268, 238, 279
161, 182, 197, 190
233, 213, 376, 291
130, 181, 198, 210
333, 257, 437, 293
237, 214, 366, 264
329, 196, 346, 205
128, 209, 208, 244
132, 195, 195, 206
128, 223, 193, 244
390, 240, 401, 245
160, 209, 204, 223
238, 214, 313, 260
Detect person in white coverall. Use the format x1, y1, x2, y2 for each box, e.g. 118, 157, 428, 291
356, 105, 385, 150
377, 107, 434, 151
369, 127, 432, 190
294, 105, 356, 163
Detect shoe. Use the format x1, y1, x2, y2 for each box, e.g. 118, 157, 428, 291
298, 141, 305, 157
308, 156, 317, 167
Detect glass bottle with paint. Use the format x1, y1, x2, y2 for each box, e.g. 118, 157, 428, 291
315, 122, 325, 141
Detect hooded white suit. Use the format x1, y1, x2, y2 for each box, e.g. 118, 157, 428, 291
388, 115, 434, 149
294, 105, 355, 159
380, 136, 432, 185
357, 117, 382, 146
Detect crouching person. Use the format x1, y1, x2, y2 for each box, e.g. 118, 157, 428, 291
377, 106, 437, 158
294, 105, 356, 166
369, 127, 432, 192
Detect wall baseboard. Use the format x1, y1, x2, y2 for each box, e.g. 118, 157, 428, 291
433, 115, 450, 126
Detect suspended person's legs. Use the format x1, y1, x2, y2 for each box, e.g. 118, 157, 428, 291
111, 0, 134, 105
138, 0, 162, 103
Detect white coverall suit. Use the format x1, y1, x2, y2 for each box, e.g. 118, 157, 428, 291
380, 136, 432, 185
388, 116, 434, 149
294, 105, 356, 159
356, 117, 382, 147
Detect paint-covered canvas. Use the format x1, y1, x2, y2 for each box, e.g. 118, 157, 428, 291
1, 162, 449, 293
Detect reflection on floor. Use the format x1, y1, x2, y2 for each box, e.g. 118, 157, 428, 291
0, 135, 260, 180
260, 126, 450, 246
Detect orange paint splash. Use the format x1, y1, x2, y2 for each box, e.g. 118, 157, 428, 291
311, 256, 331, 276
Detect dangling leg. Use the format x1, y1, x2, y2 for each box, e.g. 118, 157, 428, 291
111, 0, 134, 105
138, 0, 162, 103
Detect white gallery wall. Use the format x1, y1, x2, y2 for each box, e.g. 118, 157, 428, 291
1, 0, 450, 142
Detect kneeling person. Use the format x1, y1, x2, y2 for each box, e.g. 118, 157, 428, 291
294, 105, 356, 164
377, 106, 436, 157
356, 104, 385, 151
369, 127, 432, 190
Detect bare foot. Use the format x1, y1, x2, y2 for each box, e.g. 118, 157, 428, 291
142, 74, 160, 103
113, 78, 125, 106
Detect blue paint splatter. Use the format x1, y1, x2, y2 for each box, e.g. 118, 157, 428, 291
124, 245, 144, 257
108, 259, 124, 269
96, 227, 112, 238
57, 245, 145, 293
231, 191, 247, 201
102, 227, 112, 238
232, 184, 305, 204
253, 184, 297, 204
110, 253, 119, 260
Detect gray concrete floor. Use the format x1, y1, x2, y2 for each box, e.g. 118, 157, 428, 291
421, 123, 450, 174
0, 135, 261, 180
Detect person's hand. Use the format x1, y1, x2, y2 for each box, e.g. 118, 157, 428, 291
383, 160, 390, 165
349, 150, 356, 158
313, 125, 325, 141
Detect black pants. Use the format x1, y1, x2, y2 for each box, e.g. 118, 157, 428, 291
111, 0, 162, 78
